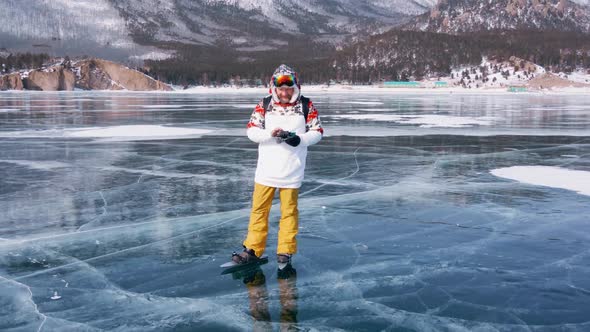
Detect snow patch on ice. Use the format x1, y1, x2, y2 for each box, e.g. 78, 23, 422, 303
0, 125, 213, 141
0, 160, 70, 170
329, 114, 404, 122
342, 101, 385, 105
357, 108, 397, 112
491, 166, 590, 196
139, 105, 192, 109
67, 125, 211, 138
408, 115, 494, 128
329, 114, 494, 128
50, 291, 62, 300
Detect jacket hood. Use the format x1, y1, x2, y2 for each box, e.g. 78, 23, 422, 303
270, 64, 300, 104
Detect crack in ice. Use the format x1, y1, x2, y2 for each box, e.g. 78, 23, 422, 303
0, 275, 48, 332
76, 191, 108, 232
300, 147, 361, 197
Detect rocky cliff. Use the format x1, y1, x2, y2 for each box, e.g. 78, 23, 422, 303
0, 73, 23, 90
75, 59, 172, 91
527, 72, 590, 89
23, 67, 75, 91
0, 58, 172, 91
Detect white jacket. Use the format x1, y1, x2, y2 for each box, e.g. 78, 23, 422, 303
247, 97, 323, 188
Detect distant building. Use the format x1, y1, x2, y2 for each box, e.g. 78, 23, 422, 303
382, 81, 421, 88
508, 85, 527, 92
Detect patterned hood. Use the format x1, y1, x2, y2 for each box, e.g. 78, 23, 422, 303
270, 64, 301, 104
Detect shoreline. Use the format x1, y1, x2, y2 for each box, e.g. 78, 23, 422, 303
1, 85, 590, 95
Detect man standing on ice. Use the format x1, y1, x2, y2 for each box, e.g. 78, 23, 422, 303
232, 64, 324, 268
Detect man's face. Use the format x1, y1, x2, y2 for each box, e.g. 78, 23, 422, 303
276, 86, 294, 103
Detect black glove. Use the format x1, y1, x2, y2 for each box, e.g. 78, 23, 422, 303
277, 130, 300, 147
284, 134, 301, 147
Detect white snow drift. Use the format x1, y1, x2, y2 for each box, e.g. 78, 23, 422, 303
491, 166, 590, 196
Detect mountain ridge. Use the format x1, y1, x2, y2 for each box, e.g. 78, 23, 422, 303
404, 0, 590, 34
0, 0, 436, 61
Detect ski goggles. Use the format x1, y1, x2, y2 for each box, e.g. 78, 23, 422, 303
273, 74, 297, 87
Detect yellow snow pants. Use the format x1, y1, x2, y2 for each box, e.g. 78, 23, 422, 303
243, 183, 299, 257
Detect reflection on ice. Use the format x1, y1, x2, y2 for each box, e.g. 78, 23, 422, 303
0, 91, 589, 331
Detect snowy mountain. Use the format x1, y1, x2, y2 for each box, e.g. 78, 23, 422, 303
108, 0, 437, 46
405, 0, 590, 34
4, 0, 590, 85
0, 0, 436, 61
329, 28, 590, 85
0, 0, 155, 61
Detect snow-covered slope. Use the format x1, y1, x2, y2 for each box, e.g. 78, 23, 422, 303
0, 0, 129, 44
405, 0, 590, 34
109, 0, 436, 43
0, 0, 168, 61
433, 57, 590, 89
442, 57, 547, 89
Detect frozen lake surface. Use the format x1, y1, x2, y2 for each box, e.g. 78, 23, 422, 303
1, 91, 590, 331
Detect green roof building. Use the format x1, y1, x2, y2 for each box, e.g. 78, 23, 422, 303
508, 86, 528, 92
383, 81, 421, 88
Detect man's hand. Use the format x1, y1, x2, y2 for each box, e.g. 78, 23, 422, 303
271, 128, 284, 137
272, 128, 300, 146
276, 130, 291, 140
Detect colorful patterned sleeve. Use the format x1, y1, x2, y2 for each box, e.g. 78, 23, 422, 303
305, 100, 324, 135
247, 99, 266, 129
